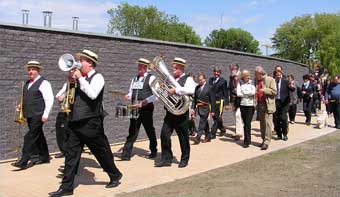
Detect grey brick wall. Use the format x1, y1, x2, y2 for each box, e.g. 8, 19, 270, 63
0, 23, 309, 160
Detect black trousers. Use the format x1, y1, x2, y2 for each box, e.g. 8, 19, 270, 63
240, 106, 254, 145
122, 104, 157, 157
303, 99, 313, 123
288, 104, 297, 122
55, 112, 68, 154
61, 116, 121, 190
211, 103, 225, 136
330, 100, 340, 128
160, 111, 190, 163
273, 100, 289, 137
20, 115, 49, 163
196, 109, 210, 139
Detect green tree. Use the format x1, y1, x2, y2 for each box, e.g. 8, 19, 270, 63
272, 13, 340, 76
107, 3, 201, 45
204, 28, 261, 54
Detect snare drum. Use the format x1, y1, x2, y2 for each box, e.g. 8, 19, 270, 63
115, 103, 140, 119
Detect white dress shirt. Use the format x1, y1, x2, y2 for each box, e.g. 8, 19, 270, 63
126, 72, 157, 103
28, 75, 54, 119
175, 73, 196, 95
78, 69, 105, 100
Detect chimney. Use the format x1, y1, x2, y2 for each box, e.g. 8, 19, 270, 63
72, 17, 79, 31
22, 10, 29, 25
42, 11, 52, 27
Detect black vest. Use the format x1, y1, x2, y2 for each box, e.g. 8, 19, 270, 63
23, 77, 45, 118
70, 72, 104, 121
178, 74, 189, 87
131, 74, 153, 102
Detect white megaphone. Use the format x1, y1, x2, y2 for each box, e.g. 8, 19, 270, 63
58, 53, 82, 71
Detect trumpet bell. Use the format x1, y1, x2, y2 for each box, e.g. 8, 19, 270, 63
58, 53, 81, 71
14, 117, 25, 124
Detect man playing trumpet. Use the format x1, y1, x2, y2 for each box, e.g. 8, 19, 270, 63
120, 58, 158, 161
49, 49, 122, 197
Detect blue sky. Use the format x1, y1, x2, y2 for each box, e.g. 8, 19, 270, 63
0, 0, 339, 54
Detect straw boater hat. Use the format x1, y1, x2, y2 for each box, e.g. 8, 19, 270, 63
25, 60, 43, 69
137, 58, 150, 67
172, 57, 187, 67
76, 49, 98, 65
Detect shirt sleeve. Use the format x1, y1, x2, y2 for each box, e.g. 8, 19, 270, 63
39, 80, 54, 119
78, 73, 105, 100
126, 78, 134, 101
176, 76, 196, 95
145, 75, 157, 103
55, 82, 67, 98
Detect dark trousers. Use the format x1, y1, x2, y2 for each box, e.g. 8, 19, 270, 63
61, 116, 121, 190
288, 104, 297, 122
273, 100, 289, 137
55, 112, 68, 154
20, 115, 49, 164
330, 100, 340, 128
160, 111, 190, 163
211, 104, 225, 137
303, 99, 313, 123
122, 104, 157, 157
240, 106, 254, 145
187, 119, 196, 133
196, 110, 210, 139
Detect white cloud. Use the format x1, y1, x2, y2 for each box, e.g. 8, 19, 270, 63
188, 14, 236, 40
0, 0, 117, 33
242, 15, 263, 25
246, 0, 277, 9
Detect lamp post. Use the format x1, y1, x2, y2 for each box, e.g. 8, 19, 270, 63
262, 44, 272, 56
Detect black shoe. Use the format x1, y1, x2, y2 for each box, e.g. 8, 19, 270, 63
33, 159, 50, 165
261, 144, 268, 150
178, 161, 188, 168
276, 136, 282, 140
148, 152, 157, 159
193, 137, 200, 145
48, 188, 73, 197
283, 135, 288, 141
155, 160, 172, 167
106, 173, 122, 188
242, 144, 249, 148
54, 153, 64, 158
306, 122, 311, 126
120, 155, 131, 161
219, 131, 226, 136
210, 135, 216, 139
259, 142, 264, 147
11, 161, 28, 170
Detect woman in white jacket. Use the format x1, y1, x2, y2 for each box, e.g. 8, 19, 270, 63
237, 70, 256, 148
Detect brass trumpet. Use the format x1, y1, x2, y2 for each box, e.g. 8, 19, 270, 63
14, 81, 26, 124
60, 80, 77, 113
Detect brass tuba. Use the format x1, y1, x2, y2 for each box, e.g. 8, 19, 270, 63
14, 81, 26, 124
149, 56, 190, 115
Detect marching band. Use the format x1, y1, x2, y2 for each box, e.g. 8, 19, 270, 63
11, 49, 340, 197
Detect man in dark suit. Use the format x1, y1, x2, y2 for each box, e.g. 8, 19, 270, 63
301, 74, 315, 125
273, 70, 291, 141
208, 66, 229, 138
191, 73, 216, 144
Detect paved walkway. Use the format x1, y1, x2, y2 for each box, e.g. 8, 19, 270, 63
0, 113, 337, 197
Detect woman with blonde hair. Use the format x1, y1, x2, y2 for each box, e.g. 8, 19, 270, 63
237, 69, 256, 148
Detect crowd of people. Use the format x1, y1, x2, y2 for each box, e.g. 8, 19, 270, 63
11, 49, 340, 197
